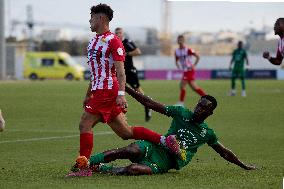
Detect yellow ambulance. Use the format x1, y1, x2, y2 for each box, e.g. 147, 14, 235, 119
23, 52, 86, 80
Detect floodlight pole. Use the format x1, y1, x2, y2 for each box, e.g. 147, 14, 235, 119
0, 0, 6, 80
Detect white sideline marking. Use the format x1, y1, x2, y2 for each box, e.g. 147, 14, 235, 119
8, 129, 79, 133
0, 131, 114, 144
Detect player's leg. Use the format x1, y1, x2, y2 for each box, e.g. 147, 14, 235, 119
67, 137, 139, 177
107, 113, 161, 141
0, 109, 5, 132
177, 80, 187, 106
230, 73, 237, 96
89, 143, 141, 165
188, 80, 206, 96
240, 74, 246, 97
66, 142, 167, 177
67, 163, 153, 177
107, 113, 182, 157
69, 111, 101, 172
67, 143, 151, 177
79, 111, 101, 159
91, 142, 153, 175
106, 163, 153, 175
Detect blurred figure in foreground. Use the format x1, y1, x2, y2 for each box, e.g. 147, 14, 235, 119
263, 18, 284, 65
0, 109, 5, 132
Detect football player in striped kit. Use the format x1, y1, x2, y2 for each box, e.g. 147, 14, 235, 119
175, 35, 206, 106
263, 18, 284, 65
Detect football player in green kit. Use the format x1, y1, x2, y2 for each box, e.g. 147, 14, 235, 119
229, 41, 249, 97
67, 86, 256, 177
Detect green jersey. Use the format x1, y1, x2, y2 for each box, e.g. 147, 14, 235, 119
165, 105, 218, 170
232, 48, 247, 71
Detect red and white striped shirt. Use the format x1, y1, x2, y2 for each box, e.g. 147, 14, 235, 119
87, 31, 125, 91
277, 37, 284, 58
175, 47, 196, 71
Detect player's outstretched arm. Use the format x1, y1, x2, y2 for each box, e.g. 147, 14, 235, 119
269, 56, 283, 65
263, 51, 283, 65
125, 86, 166, 115
193, 53, 200, 66
229, 57, 234, 70
245, 52, 249, 66
210, 142, 256, 170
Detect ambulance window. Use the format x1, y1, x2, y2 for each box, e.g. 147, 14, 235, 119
41, 59, 54, 66
59, 59, 67, 66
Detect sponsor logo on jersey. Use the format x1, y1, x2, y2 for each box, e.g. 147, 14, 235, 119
117, 48, 123, 56
200, 128, 207, 137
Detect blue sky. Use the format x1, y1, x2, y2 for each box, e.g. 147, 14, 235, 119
4, 0, 284, 36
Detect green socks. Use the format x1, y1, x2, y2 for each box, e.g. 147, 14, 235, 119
89, 152, 104, 165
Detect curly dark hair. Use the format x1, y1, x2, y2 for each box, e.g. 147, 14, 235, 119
90, 3, 114, 21
277, 18, 284, 23
201, 95, 217, 110
177, 34, 184, 39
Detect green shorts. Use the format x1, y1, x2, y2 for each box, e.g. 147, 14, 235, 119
133, 140, 174, 174
232, 69, 245, 78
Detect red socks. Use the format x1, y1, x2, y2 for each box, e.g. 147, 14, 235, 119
179, 88, 186, 102
80, 133, 93, 159
180, 87, 206, 99
132, 126, 162, 144
79, 128, 162, 158
195, 88, 206, 96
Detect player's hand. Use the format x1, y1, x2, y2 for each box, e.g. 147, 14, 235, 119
245, 64, 250, 71
263, 51, 270, 59
116, 95, 128, 109
243, 164, 256, 170
83, 96, 91, 108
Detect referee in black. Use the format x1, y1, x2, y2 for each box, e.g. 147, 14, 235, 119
115, 27, 152, 122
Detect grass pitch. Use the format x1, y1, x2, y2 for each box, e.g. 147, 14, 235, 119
0, 80, 283, 189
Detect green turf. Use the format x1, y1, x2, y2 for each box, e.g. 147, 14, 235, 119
0, 80, 283, 189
